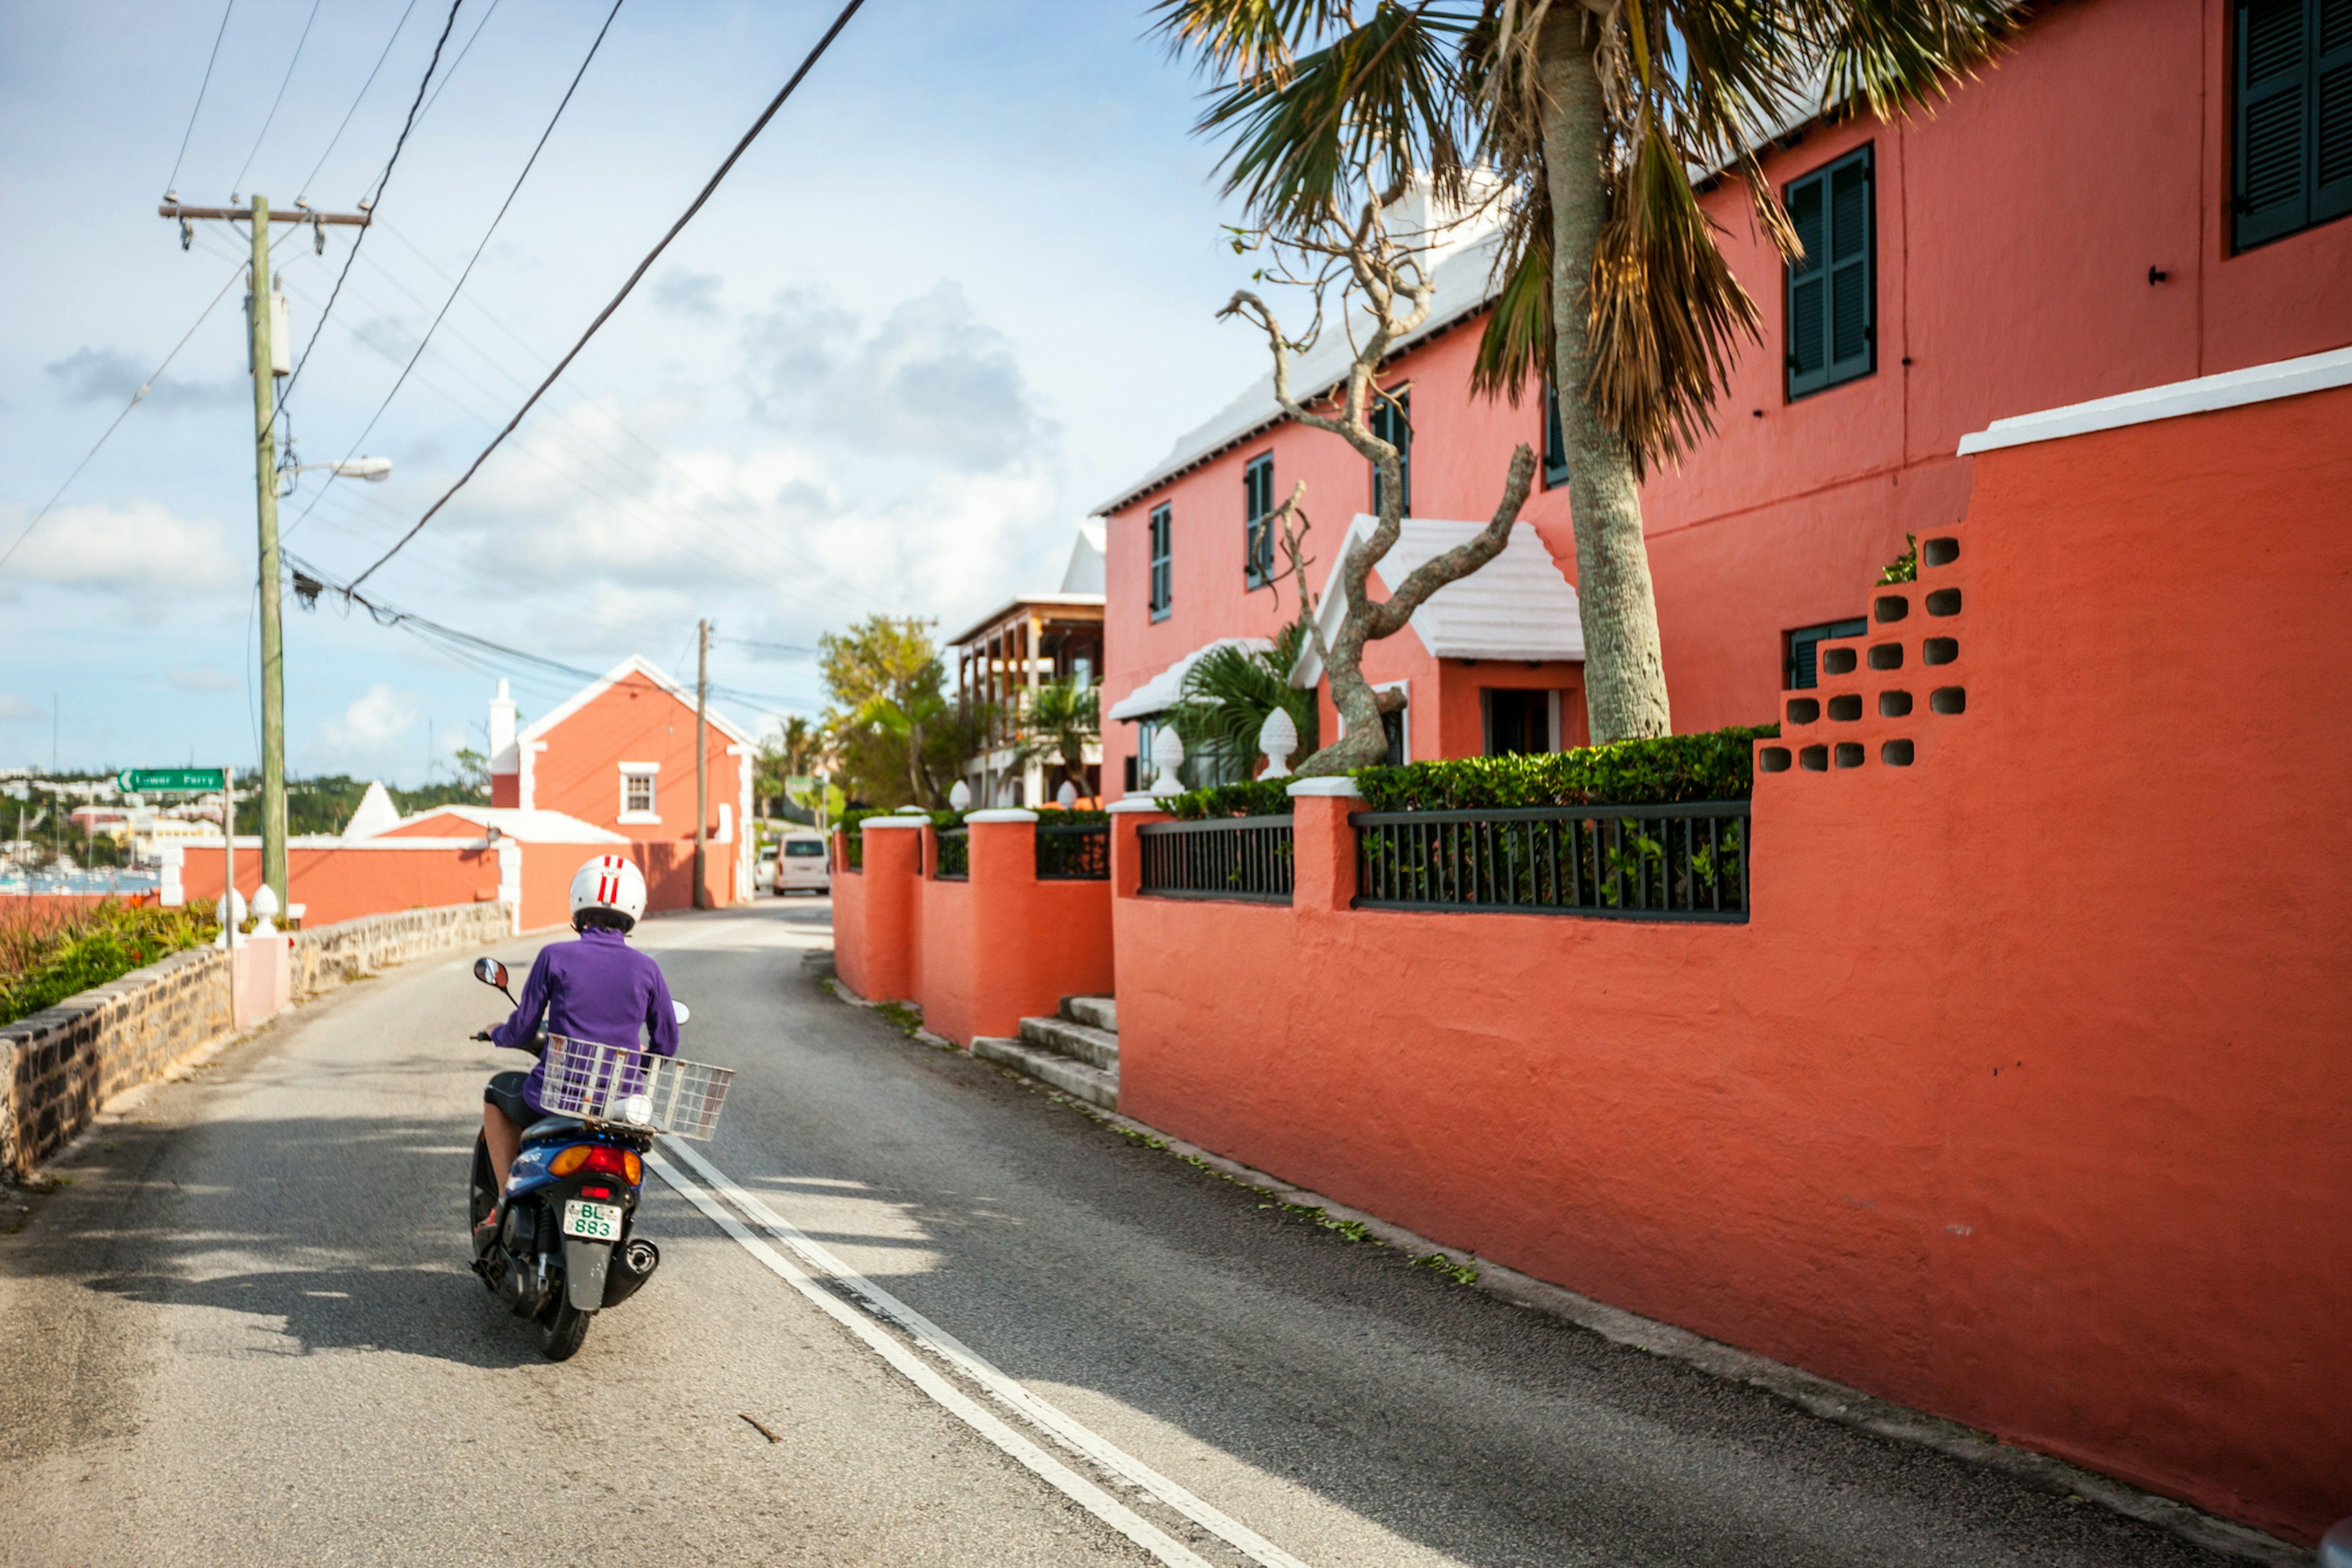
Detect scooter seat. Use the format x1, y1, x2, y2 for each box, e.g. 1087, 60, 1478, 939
519, 1115, 588, 1145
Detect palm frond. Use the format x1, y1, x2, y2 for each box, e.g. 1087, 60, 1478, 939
1796, 0, 2015, 120
1168, 624, 1319, 776
1584, 122, 1758, 476
1150, 0, 1362, 81
1194, 2, 1477, 233
1468, 180, 1551, 405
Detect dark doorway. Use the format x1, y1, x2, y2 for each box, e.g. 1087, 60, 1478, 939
1485, 690, 1551, 756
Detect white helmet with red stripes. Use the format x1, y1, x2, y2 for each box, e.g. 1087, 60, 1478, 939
568, 854, 648, 932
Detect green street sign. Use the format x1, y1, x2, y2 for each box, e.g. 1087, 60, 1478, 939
118, 767, 228, 793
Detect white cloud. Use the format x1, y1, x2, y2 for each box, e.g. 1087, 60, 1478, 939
0, 499, 243, 595
742, 282, 1059, 473
654, 268, 724, 318
44, 347, 242, 410
314, 685, 424, 775
0, 693, 40, 723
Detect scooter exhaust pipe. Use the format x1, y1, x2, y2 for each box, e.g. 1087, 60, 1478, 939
601, 1237, 661, 1308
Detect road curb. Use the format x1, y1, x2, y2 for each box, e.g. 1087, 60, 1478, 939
811, 956, 2310, 1567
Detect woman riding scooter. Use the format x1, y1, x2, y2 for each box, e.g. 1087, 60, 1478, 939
475, 855, 680, 1224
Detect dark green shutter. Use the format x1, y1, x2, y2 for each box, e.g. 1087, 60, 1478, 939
1785, 146, 1875, 399
2235, 0, 2352, 249
1149, 505, 1172, 620
1244, 454, 1273, 587
1543, 384, 1570, 489
1371, 391, 1412, 516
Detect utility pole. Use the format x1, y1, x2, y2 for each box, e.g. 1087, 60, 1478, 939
247, 196, 288, 910
693, 619, 711, 910
158, 197, 370, 912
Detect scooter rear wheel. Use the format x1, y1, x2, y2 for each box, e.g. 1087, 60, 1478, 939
538, 1298, 591, 1360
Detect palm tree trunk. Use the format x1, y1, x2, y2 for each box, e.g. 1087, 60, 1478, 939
1539, 18, 1672, 744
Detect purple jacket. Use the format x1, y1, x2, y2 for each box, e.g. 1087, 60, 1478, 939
492, 928, 679, 1112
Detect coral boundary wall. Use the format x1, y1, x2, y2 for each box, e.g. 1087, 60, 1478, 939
827, 816, 1115, 1044
1110, 372, 2352, 1544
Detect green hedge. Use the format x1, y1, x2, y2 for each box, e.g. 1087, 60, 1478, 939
1163, 779, 1297, 819
1351, 724, 1779, 812
1032, 806, 1110, 827
1, 900, 222, 1027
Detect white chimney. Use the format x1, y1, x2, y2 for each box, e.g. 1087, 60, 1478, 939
488, 679, 517, 756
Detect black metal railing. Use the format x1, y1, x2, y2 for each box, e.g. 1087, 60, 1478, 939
1137, 816, 1294, 903
1036, 824, 1109, 880
1351, 802, 1750, 921
932, 826, 968, 880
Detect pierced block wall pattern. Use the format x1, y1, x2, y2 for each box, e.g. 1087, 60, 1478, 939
1765, 532, 1968, 780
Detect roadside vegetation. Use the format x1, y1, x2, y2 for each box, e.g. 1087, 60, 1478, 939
1, 899, 221, 1027
1159, 723, 1775, 817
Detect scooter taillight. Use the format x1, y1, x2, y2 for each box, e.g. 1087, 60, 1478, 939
582, 1145, 641, 1184
552, 1144, 641, 1184
579, 1185, 613, 1200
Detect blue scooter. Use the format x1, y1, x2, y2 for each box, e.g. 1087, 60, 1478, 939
466, 956, 698, 1360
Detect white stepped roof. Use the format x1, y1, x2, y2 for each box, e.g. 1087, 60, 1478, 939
1291, 515, 1583, 688
341, 780, 402, 839
1107, 636, 1275, 723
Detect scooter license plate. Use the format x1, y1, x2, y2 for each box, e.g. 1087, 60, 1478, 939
561, 1199, 622, 1241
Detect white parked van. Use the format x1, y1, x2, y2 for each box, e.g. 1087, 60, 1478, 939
774, 829, 831, 895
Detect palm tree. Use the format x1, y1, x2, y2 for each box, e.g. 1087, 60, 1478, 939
1157, 0, 2009, 742
1009, 677, 1101, 797
1167, 620, 1321, 780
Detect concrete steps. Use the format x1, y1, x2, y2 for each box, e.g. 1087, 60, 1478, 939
970, 993, 1118, 1109
1018, 1014, 1118, 1071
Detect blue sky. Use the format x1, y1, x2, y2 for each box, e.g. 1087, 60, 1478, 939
0, 0, 1274, 783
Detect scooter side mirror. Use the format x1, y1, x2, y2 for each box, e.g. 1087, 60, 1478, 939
673, 1001, 691, 1025
473, 957, 510, 991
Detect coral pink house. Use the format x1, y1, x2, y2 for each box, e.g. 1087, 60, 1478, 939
1096, 0, 2352, 778
484, 658, 756, 911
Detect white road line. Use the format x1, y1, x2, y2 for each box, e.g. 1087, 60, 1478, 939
646, 1150, 1217, 1568
661, 1136, 1311, 1568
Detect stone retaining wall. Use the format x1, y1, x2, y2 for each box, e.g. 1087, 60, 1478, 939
290, 902, 511, 1000
2, 902, 512, 1182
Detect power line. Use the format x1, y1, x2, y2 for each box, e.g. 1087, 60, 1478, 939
317, 0, 625, 489
229, 0, 326, 199
164, 0, 238, 198
278, 0, 464, 420
186, 222, 862, 627
347, 0, 867, 591
725, 636, 818, 655
342, 219, 879, 612
415, 0, 504, 126
296, 0, 420, 202
0, 259, 247, 576
282, 549, 820, 711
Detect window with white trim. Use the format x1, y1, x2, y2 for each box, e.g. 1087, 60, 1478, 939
619, 764, 660, 821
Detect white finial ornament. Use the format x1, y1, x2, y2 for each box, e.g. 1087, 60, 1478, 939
1149, 729, 1186, 796
948, 780, 972, 811
215, 887, 247, 948
1056, 780, 1078, 809
1257, 707, 1298, 778
249, 883, 280, 936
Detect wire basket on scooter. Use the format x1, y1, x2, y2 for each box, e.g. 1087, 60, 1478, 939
538, 1035, 734, 1140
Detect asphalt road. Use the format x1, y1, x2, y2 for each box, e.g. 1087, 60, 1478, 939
0, 900, 2253, 1568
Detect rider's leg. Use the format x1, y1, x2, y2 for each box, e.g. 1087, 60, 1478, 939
483, 1102, 522, 1194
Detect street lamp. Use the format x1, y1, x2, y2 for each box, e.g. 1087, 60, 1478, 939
285, 457, 393, 481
